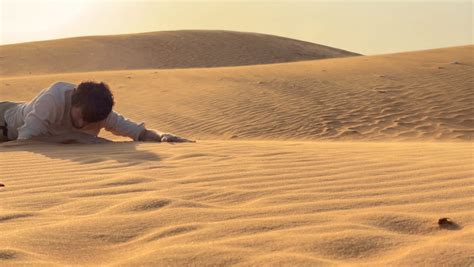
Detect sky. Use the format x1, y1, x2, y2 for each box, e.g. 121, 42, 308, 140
0, 0, 472, 55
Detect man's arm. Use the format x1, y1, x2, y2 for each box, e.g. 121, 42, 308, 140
104, 110, 195, 143
17, 93, 58, 140
104, 111, 146, 141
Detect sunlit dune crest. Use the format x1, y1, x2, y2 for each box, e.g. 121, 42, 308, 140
0, 30, 360, 77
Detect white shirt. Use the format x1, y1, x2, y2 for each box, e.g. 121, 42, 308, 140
5, 81, 146, 141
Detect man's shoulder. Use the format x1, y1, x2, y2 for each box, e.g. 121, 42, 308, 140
49, 81, 76, 91
44, 81, 76, 97
36, 81, 76, 106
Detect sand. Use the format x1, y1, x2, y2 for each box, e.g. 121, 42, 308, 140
0, 31, 473, 266
1, 141, 473, 266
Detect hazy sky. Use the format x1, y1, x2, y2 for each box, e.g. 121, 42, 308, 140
1, 0, 472, 55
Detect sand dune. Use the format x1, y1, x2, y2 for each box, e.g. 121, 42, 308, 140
0, 30, 360, 77
1, 45, 472, 141
0, 141, 472, 266
0, 33, 473, 266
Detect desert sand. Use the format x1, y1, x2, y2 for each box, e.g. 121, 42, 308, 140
0, 31, 473, 266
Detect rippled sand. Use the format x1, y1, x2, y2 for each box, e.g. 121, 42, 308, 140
1, 33, 473, 265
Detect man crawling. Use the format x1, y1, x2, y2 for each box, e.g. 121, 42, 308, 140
0, 81, 194, 144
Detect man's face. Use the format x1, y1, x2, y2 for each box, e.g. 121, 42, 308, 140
70, 105, 107, 129
70, 105, 87, 129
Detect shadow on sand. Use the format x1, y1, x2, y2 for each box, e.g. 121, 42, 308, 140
0, 140, 162, 165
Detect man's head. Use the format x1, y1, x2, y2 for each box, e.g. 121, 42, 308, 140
70, 81, 114, 129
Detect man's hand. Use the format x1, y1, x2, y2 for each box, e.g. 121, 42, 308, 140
160, 133, 195, 143
138, 129, 195, 143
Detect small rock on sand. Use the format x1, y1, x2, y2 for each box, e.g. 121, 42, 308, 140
438, 217, 453, 225
438, 217, 460, 230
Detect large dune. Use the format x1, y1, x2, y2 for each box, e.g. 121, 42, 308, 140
0, 32, 473, 266
0, 30, 360, 77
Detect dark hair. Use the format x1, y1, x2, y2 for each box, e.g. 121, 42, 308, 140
71, 81, 115, 123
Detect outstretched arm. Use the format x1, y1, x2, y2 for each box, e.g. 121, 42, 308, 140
105, 110, 195, 143
104, 111, 146, 141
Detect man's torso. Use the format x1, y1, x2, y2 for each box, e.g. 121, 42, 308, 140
3, 82, 103, 140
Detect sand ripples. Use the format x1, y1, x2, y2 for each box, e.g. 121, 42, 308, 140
1, 141, 472, 265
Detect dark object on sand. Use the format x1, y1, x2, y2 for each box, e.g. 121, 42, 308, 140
438, 218, 452, 225
438, 217, 460, 230
0, 183, 4, 187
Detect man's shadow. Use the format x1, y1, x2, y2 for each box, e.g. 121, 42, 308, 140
0, 140, 161, 165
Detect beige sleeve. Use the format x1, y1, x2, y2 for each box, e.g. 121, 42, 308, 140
104, 110, 146, 141
17, 93, 58, 140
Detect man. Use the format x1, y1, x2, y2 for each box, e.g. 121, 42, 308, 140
0, 81, 194, 144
